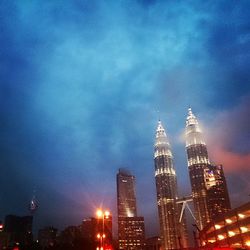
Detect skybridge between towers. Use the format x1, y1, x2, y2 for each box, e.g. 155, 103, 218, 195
176, 195, 199, 227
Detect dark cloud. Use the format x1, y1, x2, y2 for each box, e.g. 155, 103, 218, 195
206, 96, 250, 158
203, 96, 250, 210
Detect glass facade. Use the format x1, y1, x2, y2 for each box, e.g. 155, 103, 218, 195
117, 169, 145, 250
154, 121, 187, 250
185, 108, 231, 230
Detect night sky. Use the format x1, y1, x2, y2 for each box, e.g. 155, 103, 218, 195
1, 0, 250, 237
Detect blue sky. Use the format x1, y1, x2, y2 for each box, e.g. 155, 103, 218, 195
1, 0, 250, 236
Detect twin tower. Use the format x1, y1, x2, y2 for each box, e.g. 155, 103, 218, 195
154, 108, 231, 250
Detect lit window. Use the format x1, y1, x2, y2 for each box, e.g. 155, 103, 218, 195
218, 235, 224, 240
215, 225, 221, 229
240, 227, 248, 233
228, 231, 235, 237
225, 219, 232, 224
208, 240, 215, 243
238, 213, 245, 218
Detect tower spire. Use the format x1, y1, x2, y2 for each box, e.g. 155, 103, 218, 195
185, 108, 231, 230
186, 107, 198, 126
154, 120, 188, 249
154, 120, 172, 159
185, 108, 210, 229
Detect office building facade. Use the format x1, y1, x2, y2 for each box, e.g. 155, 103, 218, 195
117, 168, 145, 250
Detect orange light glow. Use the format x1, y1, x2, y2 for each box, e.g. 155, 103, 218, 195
96, 209, 110, 218
218, 235, 224, 240
208, 240, 215, 243
240, 226, 248, 233
104, 211, 110, 218
238, 213, 245, 218
96, 209, 103, 218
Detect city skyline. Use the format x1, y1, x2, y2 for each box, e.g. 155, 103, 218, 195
1, 0, 250, 238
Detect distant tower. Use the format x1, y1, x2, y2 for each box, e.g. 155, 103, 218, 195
29, 190, 38, 214
117, 168, 145, 250
185, 108, 231, 229
154, 120, 187, 250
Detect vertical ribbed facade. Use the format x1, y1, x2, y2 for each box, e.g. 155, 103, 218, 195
185, 108, 231, 230
154, 121, 183, 250
185, 108, 210, 230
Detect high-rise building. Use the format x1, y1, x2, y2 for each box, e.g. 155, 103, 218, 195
117, 168, 137, 218
185, 108, 231, 230
205, 164, 231, 220
117, 168, 145, 250
154, 120, 187, 250
185, 108, 211, 230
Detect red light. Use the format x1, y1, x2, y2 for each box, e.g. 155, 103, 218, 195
104, 245, 113, 250
213, 248, 234, 250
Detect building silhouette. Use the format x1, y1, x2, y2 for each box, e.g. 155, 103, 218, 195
117, 168, 145, 250
154, 120, 187, 250
185, 108, 231, 230
38, 226, 58, 248
145, 236, 161, 250
81, 216, 113, 249
3, 215, 33, 248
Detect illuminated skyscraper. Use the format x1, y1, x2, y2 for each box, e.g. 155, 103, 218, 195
117, 168, 145, 250
154, 121, 187, 250
117, 168, 137, 218
185, 108, 210, 230
185, 108, 231, 230
205, 164, 231, 220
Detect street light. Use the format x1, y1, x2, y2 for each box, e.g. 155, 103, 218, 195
96, 209, 110, 219
96, 209, 110, 250
97, 233, 106, 250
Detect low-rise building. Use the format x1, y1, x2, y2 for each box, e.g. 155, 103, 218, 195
200, 201, 250, 249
